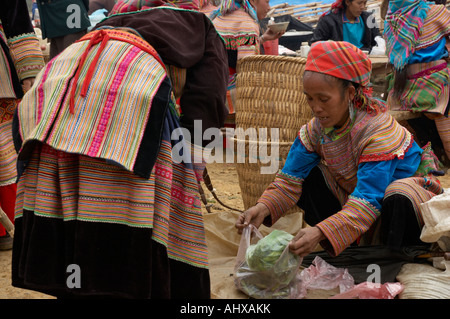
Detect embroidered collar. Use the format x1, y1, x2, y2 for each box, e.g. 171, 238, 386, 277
342, 12, 360, 24
322, 111, 356, 142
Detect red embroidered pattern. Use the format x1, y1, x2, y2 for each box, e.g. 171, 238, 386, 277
408, 61, 447, 80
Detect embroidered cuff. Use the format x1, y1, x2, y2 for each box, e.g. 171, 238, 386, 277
8, 33, 44, 81
316, 196, 380, 256
258, 171, 303, 226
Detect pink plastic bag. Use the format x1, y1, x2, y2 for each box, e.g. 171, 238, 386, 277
297, 256, 355, 298
299, 256, 404, 299
330, 282, 404, 299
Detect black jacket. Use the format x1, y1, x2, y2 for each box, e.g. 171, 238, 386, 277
309, 10, 380, 52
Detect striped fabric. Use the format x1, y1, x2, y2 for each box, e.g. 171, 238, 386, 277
258, 171, 304, 222
210, 8, 260, 52
414, 4, 450, 51
17, 29, 167, 175
317, 196, 379, 255
199, 1, 217, 15
435, 115, 450, 159
384, 0, 430, 70
6, 32, 45, 81
166, 64, 186, 100
387, 59, 450, 114
301, 111, 412, 166
384, 176, 443, 226
0, 49, 17, 99
15, 137, 209, 268
0, 99, 18, 186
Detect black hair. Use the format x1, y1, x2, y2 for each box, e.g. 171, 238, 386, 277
393, 67, 408, 97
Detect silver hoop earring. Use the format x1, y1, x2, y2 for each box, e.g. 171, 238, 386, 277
348, 100, 355, 119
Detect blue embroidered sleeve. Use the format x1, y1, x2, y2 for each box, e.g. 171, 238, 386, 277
352, 142, 422, 210
281, 137, 320, 179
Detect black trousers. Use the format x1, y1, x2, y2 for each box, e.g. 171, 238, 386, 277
296, 166, 424, 250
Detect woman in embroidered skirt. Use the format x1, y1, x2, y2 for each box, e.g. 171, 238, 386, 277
384, 0, 450, 165
0, 0, 44, 250
235, 41, 444, 258
11, 5, 228, 298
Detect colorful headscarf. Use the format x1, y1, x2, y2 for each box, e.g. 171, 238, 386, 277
322, 0, 345, 16
109, 0, 208, 14
209, 0, 257, 21
305, 40, 386, 113
383, 0, 430, 70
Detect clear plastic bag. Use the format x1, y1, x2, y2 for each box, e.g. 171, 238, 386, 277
369, 36, 386, 55
234, 225, 303, 299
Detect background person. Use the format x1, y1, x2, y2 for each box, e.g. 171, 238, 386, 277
209, 0, 284, 133
309, 0, 379, 52
384, 0, 450, 165
0, 0, 44, 250
36, 0, 91, 59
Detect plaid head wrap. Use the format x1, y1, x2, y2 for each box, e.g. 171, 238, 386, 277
305, 40, 386, 113
322, 0, 345, 16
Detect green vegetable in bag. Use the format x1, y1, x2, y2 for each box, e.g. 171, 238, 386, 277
246, 229, 299, 272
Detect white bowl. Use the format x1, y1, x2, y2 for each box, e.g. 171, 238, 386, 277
267, 22, 289, 33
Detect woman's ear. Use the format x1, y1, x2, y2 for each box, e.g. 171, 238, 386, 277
348, 84, 356, 100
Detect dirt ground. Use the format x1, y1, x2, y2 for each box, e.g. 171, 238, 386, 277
1, 160, 449, 299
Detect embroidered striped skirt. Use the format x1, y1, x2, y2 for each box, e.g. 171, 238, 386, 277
11, 109, 211, 298
0, 98, 18, 186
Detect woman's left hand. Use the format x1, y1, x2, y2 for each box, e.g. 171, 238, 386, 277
22, 78, 35, 92
289, 226, 326, 257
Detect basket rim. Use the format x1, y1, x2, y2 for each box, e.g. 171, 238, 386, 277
230, 137, 294, 145
237, 54, 307, 66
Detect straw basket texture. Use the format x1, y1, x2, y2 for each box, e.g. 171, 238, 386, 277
233, 55, 312, 211
235, 55, 311, 142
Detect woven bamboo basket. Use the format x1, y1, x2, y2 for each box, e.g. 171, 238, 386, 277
235, 55, 311, 142
233, 55, 312, 211
231, 137, 294, 210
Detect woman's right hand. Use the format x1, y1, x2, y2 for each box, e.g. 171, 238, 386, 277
235, 203, 270, 234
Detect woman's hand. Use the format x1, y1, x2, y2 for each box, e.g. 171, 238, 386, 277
260, 28, 285, 43
22, 78, 35, 92
235, 202, 270, 234
289, 226, 325, 257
